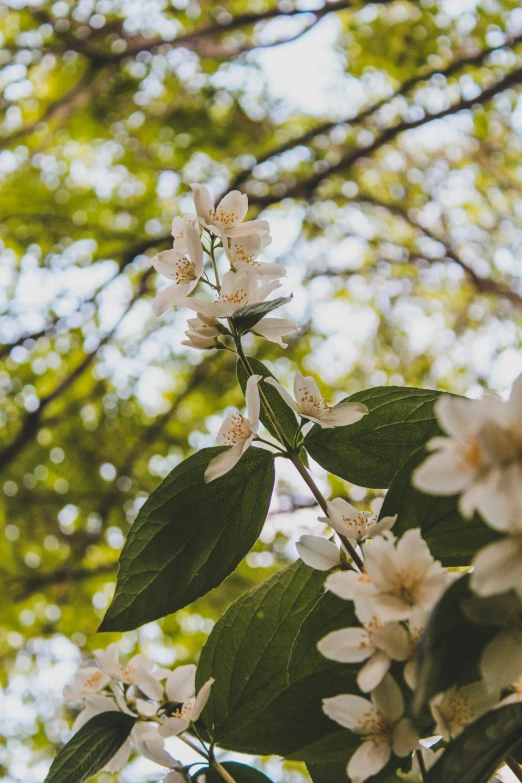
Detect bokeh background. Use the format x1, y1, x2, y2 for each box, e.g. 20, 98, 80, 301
1, 0, 522, 780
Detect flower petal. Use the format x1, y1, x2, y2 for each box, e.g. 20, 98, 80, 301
322, 694, 376, 732
166, 664, 197, 703
357, 651, 391, 693
264, 377, 300, 413
192, 677, 215, 721
296, 535, 340, 571
245, 374, 262, 425
347, 737, 391, 783
371, 674, 404, 723
204, 442, 247, 483
153, 282, 192, 316
321, 401, 368, 427
191, 184, 214, 225
471, 538, 522, 596
318, 627, 373, 664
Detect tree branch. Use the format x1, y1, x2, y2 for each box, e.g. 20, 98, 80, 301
230, 31, 522, 191
0, 270, 152, 472
247, 63, 522, 207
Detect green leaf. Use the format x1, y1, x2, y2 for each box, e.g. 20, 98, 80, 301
196, 560, 359, 757
236, 356, 299, 445
230, 296, 292, 333
413, 575, 501, 715
99, 447, 274, 632
191, 762, 274, 782
380, 447, 499, 566
304, 386, 447, 488
425, 704, 522, 783
44, 712, 136, 783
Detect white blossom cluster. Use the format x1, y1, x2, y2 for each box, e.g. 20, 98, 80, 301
291, 372, 522, 781
149, 185, 295, 348
64, 643, 213, 781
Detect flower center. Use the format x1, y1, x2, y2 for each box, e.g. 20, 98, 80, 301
359, 709, 390, 736
222, 413, 252, 444
343, 511, 377, 539
297, 387, 330, 417
212, 208, 239, 228
219, 286, 248, 306
172, 257, 197, 284
456, 437, 484, 471
84, 671, 105, 689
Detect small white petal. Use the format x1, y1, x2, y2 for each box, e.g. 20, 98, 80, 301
347, 737, 391, 783
191, 678, 214, 721
296, 535, 340, 571
371, 674, 404, 723
322, 694, 376, 732
204, 443, 247, 483
320, 401, 368, 427
318, 628, 373, 664
471, 538, 522, 596
357, 651, 391, 693
166, 665, 196, 704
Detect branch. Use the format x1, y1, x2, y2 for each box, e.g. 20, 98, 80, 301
230, 31, 522, 191
0, 235, 168, 359
246, 64, 522, 207
356, 192, 522, 311
0, 65, 105, 152
0, 270, 152, 472
9, 563, 116, 601
80, 0, 377, 63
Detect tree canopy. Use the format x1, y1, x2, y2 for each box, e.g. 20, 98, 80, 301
1, 0, 522, 780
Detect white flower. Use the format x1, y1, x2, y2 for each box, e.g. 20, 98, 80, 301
204, 375, 261, 483
318, 598, 409, 692
296, 535, 341, 571
403, 608, 430, 690
323, 675, 418, 783
480, 626, 522, 691
150, 220, 204, 316
171, 213, 200, 253
191, 184, 270, 244
320, 498, 396, 547
264, 371, 367, 429
413, 377, 522, 530
132, 722, 184, 769
430, 682, 498, 741
325, 530, 449, 622
223, 233, 284, 280
63, 667, 110, 701
470, 487, 522, 596
181, 313, 221, 350
159, 677, 215, 737
252, 317, 298, 347
184, 270, 280, 320
94, 644, 165, 701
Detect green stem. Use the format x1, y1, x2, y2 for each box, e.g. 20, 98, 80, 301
209, 236, 221, 289
177, 734, 238, 783
288, 451, 365, 571
507, 757, 522, 782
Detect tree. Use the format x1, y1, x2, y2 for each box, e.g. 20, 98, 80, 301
1, 1, 522, 781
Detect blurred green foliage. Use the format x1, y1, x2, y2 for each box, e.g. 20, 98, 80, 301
1, 0, 522, 780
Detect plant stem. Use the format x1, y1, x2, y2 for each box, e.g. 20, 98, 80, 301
416, 749, 427, 781
209, 236, 221, 289
288, 451, 365, 571
210, 759, 239, 783
177, 734, 239, 783
507, 757, 522, 782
